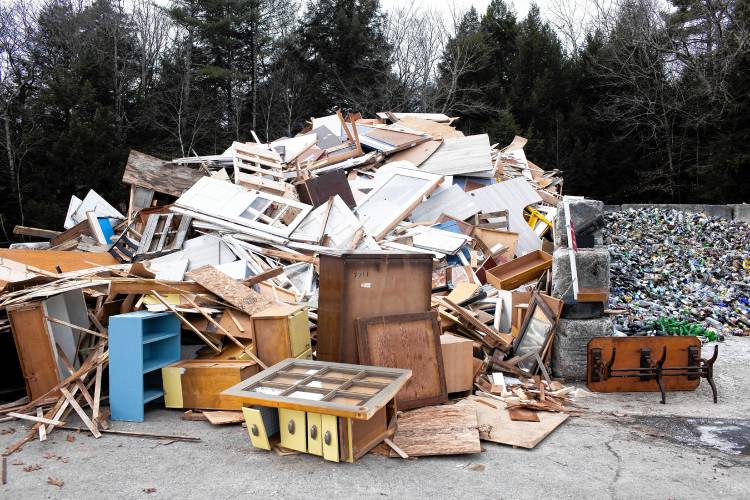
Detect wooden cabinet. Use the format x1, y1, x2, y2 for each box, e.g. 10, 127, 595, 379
253, 304, 312, 366
223, 359, 411, 463
162, 359, 259, 410
317, 252, 433, 363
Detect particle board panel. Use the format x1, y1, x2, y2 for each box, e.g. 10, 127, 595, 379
389, 402, 481, 457
440, 334, 474, 393
470, 395, 568, 449
0, 249, 118, 273
355, 312, 447, 411
419, 134, 494, 177
467, 178, 543, 256
386, 139, 442, 167
186, 265, 271, 316
122, 150, 206, 197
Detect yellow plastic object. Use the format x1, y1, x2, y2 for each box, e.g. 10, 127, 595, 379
279, 408, 307, 452
525, 207, 552, 230
321, 414, 339, 462
242, 407, 271, 450
307, 412, 323, 456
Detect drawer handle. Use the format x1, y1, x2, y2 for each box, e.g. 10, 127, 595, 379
324, 430, 332, 445
288, 420, 295, 434
250, 424, 259, 437
309, 425, 318, 439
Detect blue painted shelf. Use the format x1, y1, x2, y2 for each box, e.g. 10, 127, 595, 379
109, 311, 180, 422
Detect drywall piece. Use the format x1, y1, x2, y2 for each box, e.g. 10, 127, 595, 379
42, 290, 86, 379
66, 189, 125, 229
292, 196, 379, 250
174, 177, 312, 238
150, 234, 237, 278
270, 133, 318, 163
122, 150, 206, 197
64, 195, 83, 228
419, 134, 494, 177
214, 259, 252, 280
469, 395, 568, 449
355, 167, 443, 240
149, 258, 190, 281
468, 178, 543, 256
311, 114, 343, 137
312, 126, 343, 149
409, 185, 480, 223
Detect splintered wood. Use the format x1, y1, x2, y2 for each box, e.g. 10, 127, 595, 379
386, 403, 481, 457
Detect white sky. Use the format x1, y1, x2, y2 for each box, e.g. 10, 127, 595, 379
379, 0, 555, 20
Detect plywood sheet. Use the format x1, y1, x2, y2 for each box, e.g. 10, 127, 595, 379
122, 150, 205, 197
355, 312, 447, 410
419, 135, 494, 176
389, 402, 481, 456
467, 178, 543, 256
186, 265, 271, 316
394, 116, 464, 139
470, 395, 567, 449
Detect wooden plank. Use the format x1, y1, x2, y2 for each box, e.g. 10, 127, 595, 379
150, 291, 221, 353
355, 312, 447, 411
389, 402, 481, 457
470, 395, 567, 449
13, 226, 61, 239
203, 411, 244, 425
108, 278, 208, 295
122, 150, 205, 197
241, 267, 284, 287
7, 412, 64, 427
186, 266, 272, 316
441, 298, 511, 350
0, 249, 117, 273
59, 387, 101, 438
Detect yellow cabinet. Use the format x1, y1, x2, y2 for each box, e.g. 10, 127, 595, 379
242, 407, 271, 450
279, 408, 307, 452
321, 414, 339, 462
253, 305, 312, 366
307, 413, 323, 456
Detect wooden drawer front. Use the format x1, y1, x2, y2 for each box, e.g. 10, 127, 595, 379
321, 414, 339, 462
307, 412, 323, 456
288, 310, 312, 357
279, 408, 307, 452
242, 407, 271, 450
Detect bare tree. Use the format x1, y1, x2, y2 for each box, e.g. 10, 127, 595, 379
131, 0, 171, 100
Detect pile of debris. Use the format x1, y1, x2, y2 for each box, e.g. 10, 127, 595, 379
606, 208, 750, 337
1, 110, 583, 466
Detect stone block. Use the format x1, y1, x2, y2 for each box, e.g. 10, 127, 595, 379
554, 199, 605, 248
551, 317, 613, 381
551, 247, 610, 306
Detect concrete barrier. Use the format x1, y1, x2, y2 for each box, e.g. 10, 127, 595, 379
603, 203, 750, 222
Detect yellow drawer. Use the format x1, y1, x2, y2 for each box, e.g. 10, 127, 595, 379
307, 412, 323, 456
288, 309, 312, 357
242, 407, 270, 450
321, 414, 339, 462
279, 408, 307, 452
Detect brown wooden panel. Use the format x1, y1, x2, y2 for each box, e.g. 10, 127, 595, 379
7, 303, 60, 400
388, 402, 481, 457
355, 312, 447, 410
186, 266, 271, 316
587, 336, 702, 393
485, 250, 552, 290
0, 249, 117, 273
317, 252, 433, 364
122, 150, 205, 197
295, 170, 356, 208
176, 360, 258, 410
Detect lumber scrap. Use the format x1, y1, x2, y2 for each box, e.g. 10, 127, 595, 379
122, 150, 205, 197
388, 402, 481, 457
186, 266, 272, 316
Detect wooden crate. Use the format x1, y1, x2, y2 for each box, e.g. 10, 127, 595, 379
485, 250, 552, 290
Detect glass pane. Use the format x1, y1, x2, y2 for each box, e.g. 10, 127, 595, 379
252, 386, 284, 395
289, 391, 325, 401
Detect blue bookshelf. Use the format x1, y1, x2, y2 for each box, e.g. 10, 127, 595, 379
109, 311, 181, 422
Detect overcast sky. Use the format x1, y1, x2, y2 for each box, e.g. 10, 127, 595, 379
378, 0, 554, 20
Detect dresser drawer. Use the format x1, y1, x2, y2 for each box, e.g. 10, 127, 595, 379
321, 414, 339, 462
242, 407, 271, 450
307, 412, 323, 456
279, 408, 307, 452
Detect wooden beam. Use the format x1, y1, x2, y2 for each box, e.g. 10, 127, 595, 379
59, 387, 101, 438
150, 291, 221, 353
241, 267, 284, 287
7, 412, 64, 427
13, 226, 61, 239
46, 316, 107, 339
108, 278, 208, 295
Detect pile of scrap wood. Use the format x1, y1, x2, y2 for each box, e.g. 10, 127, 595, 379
1, 109, 577, 463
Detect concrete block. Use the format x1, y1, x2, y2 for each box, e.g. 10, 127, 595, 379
551, 247, 610, 306
732, 204, 750, 223
621, 204, 734, 220
551, 317, 613, 381
554, 199, 604, 248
